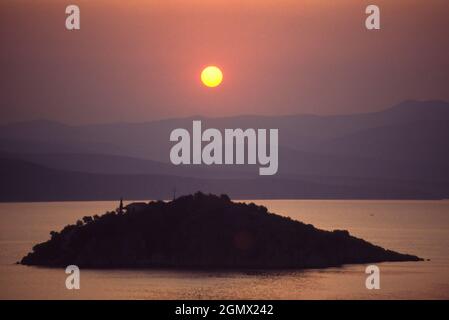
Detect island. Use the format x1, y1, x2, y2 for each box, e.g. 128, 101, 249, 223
21, 192, 422, 269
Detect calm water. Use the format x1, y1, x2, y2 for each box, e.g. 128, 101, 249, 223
1, 200, 448, 299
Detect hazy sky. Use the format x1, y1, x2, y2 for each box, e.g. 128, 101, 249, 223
1, 0, 448, 124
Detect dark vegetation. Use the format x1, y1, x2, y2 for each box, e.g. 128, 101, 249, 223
21, 193, 422, 269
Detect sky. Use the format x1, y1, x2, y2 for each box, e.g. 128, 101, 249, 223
1, 0, 448, 124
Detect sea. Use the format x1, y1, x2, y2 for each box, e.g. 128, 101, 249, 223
1, 200, 448, 299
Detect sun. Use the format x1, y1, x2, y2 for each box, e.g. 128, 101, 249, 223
201, 66, 223, 88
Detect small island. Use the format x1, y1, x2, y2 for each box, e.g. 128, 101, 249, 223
21, 192, 422, 269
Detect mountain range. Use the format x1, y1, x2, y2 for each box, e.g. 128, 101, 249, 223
1, 100, 448, 201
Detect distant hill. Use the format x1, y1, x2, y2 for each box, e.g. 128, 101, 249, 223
1, 157, 447, 201
0, 152, 256, 178
1, 100, 449, 200
310, 120, 449, 165
1, 100, 448, 162
20, 193, 422, 269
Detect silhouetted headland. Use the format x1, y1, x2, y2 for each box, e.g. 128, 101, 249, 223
21, 192, 422, 269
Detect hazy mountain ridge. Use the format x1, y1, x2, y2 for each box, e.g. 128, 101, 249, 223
2, 100, 448, 162
1, 100, 448, 200
1, 152, 448, 202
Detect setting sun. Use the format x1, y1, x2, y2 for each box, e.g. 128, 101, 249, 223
201, 66, 223, 88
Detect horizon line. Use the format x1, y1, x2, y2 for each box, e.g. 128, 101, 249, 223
1, 99, 448, 127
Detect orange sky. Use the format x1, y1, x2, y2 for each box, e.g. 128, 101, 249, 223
1, 0, 448, 124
